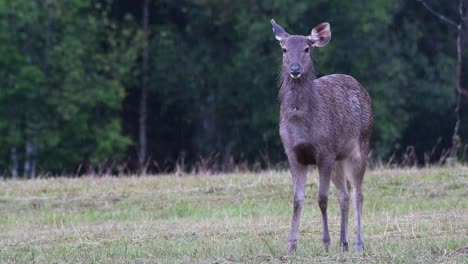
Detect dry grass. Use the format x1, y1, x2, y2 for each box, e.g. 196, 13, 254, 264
0, 166, 467, 263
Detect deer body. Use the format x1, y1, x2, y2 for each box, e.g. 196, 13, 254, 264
280, 74, 372, 163
271, 20, 373, 254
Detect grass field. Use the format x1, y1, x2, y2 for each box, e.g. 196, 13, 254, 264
0, 167, 467, 263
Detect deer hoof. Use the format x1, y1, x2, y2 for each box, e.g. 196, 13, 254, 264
323, 239, 330, 253
355, 242, 364, 254
341, 242, 349, 252
286, 243, 297, 254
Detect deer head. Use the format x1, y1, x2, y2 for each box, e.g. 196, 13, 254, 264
271, 19, 331, 79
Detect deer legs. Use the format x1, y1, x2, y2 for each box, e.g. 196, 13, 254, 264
340, 159, 366, 253
286, 157, 365, 254
287, 160, 307, 254
332, 161, 350, 252
352, 187, 364, 252
351, 162, 366, 253
318, 159, 333, 252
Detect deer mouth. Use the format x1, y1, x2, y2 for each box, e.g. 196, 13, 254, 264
290, 73, 302, 79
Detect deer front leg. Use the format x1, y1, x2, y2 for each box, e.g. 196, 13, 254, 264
318, 158, 333, 252
287, 159, 307, 254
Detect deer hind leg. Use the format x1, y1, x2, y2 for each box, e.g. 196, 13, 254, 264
287, 158, 308, 254
345, 157, 366, 253
317, 157, 334, 252
332, 161, 350, 252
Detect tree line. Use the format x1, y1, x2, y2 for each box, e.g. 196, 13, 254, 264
0, 0, 467, 177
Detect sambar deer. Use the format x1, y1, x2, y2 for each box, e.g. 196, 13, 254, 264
270, 19, 373, 254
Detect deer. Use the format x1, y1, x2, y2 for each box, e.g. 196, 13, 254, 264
270, 19, 373, 254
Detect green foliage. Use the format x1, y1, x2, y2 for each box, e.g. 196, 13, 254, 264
0, 0, 138, 174
142, 0, 461, 164
0, 0, 465, 174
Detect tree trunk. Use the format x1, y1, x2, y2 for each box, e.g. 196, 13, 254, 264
418, 0, 466, 158
10, 146, 18, 179
24, 138, 38, 178
138, 0, 150, 172
450, 0, 464, 157
30, 140, 37, 178
24, 139, 32, 178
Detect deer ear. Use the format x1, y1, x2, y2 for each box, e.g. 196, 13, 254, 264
271, 19, 289, 41
308, 22, 331, 47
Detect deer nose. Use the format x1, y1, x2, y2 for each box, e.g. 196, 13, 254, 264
290, 63, 302, 76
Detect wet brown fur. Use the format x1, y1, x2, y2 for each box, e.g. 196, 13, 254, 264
271, 19, 373, 254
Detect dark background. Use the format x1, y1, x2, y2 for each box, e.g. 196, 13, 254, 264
1, 0, 467, 176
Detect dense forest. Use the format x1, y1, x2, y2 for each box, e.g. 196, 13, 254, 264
1, 0, 467, 176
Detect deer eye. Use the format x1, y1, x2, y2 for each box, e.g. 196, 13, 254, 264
304, 47, 310, 53
282, 48, 287, 53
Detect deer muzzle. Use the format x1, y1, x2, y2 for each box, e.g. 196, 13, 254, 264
290, 63, 303, 79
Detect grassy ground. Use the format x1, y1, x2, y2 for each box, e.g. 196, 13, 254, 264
0, 167, 467, 263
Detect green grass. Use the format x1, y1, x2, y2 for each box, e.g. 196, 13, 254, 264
0, 167, 467, 263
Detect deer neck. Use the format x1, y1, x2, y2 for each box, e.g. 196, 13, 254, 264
278, 69, 317, 107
